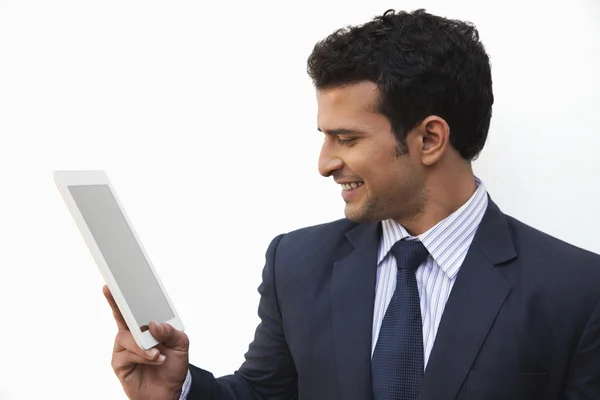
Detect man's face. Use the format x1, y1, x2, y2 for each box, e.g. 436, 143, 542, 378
317, 81, 427, 222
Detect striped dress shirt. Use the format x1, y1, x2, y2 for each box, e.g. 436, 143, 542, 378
181, 177, 489, 398
372, 177, 488, 367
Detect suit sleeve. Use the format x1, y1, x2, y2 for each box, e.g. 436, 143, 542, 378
186, 234, 298, 400
564, 296, 600, 399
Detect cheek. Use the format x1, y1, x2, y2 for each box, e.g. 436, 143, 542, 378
363, 171, 395, 199
368, 159, 414, 196
346, 143, 403, 187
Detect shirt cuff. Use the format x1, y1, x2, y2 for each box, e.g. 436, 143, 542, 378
179, 369, 192, 400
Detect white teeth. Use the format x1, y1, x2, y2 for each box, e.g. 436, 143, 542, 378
341, 182, 363, 191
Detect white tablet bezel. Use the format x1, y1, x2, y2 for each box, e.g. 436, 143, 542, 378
53, 170, 184, 350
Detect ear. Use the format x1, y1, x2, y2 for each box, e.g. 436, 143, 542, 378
418, 116, 450, 166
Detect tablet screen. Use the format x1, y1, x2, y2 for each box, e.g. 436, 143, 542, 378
68, 184, 175, 331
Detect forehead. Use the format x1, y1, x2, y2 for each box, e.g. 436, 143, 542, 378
316, 81, 382, 129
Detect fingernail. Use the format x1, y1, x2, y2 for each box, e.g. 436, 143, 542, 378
153, 321, 163, 334
157, 354, 166, 363
146, 348, 158, 358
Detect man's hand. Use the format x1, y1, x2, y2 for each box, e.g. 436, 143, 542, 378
103, 286, 190, 400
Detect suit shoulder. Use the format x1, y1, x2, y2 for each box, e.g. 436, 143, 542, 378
262, 218, 359, 267
277, 218, 357, 248
506, 215, 600, 267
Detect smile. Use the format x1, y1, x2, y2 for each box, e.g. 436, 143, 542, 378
341, 182, 364, 191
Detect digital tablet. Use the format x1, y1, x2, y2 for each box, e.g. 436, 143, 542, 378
53, 170, 184, 350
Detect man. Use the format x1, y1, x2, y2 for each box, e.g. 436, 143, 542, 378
104, 8, 600, 400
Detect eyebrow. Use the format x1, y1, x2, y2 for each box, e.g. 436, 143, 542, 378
317, 128, 368, 135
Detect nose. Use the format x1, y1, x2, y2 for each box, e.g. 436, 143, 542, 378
318, 140, 344, 177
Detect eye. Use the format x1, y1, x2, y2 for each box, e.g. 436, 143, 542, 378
337, 137, 357, 145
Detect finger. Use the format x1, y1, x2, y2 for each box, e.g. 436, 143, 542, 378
103, 285, 128, 331
114, 330, 162, 361
148, 321, 189, 351
112, 349, 166, 375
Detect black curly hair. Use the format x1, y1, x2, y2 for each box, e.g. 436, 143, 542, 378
307, 9, 493, 161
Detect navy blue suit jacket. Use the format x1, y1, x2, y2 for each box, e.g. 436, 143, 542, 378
187, 197, 600, 399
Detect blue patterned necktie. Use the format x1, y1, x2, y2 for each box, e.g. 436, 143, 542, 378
372, 239, 429, 400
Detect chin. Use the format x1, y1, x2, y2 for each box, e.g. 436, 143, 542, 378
344, 205, 378, 223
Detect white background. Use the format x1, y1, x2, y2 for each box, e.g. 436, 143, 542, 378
1, 0, 599, 398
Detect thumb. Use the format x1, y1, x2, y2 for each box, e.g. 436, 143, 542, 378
148, 321, 189, 351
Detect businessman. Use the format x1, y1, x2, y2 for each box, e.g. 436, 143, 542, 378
104, 9, 600, 400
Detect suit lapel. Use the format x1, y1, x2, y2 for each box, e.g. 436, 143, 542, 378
418, 198, 517, 400
331, 221, 380, 400
418, 246, 511, 400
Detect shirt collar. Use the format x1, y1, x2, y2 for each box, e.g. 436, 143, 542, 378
378, 177, 489, 279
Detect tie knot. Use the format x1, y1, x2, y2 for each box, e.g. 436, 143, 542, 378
390, 239, 429, 272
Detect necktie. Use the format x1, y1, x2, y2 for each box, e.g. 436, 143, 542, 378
371, 239, 429, 400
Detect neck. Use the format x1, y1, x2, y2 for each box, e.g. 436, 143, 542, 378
395, 162, 477, 236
